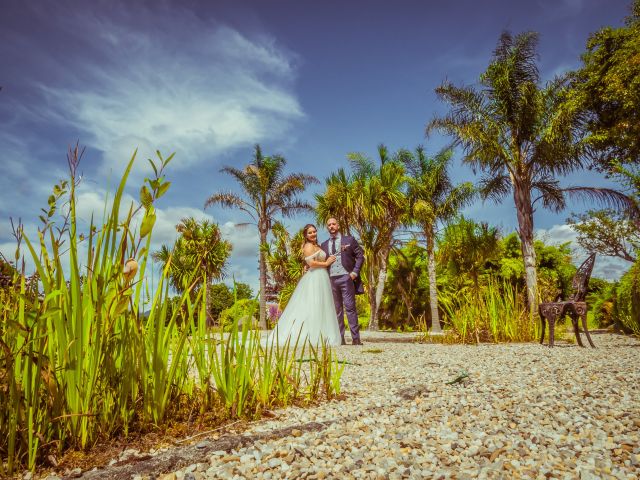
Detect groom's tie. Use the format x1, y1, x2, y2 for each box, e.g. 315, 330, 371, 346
331, 237, 336, 255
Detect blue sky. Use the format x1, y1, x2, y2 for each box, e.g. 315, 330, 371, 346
0, 0, 634, 291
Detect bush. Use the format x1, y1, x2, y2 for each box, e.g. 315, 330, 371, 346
436, 276, 536, 344
219, 298, 259, 331
613, 261, 640, 335
357, 315, 370, 330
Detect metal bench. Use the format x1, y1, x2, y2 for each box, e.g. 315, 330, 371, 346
538, 253, 596, 348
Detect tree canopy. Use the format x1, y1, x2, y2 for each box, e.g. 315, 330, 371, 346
567, 0, 640, 170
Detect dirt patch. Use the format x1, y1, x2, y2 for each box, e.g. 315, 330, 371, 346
76, 421, 331, 479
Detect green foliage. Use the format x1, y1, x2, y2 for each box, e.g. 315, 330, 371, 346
379, 240, 430, 329
234, 282, 254, 301
219, 298, 260, 331
0, 256, 16, 279
567, 0, 640, 170
208, 283, 235, 320
0, 148, 342, 475
153, 218, 232, 326
568, 209, 639, 262
438, 216, 500, 291
402, 147, 476, 241
491, 232, 577, 302
0, 147, 179, 473
586, 279, 617, 328
208, 282, 254, 322
205, 144, 319, 329
153, 218, 232, 294
381, 223, 582, 338
401, 146, 476, 332
262, 222, 305, 309
427, 30, 635, 311
612, 260, 640, 334
316, 145, 409, 329
435, 277, 536, 344
535, 239, 577, 302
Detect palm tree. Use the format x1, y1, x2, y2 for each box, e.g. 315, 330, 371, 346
438, 216, 500, 294
427, 31, 635, 314
402, 146, 475, 333
152, 217, 232, 324
205, 145, 318, 329
316, 144, 408, 330
262, 222, 306, 309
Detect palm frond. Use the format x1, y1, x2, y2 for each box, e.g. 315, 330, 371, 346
205, 191, 245, 209
347, 152, 376, 178
279, 200, 316, 218
220, 166, 249, 187
478, 174, 511, 203
532, 177, 565, 213
562, 187, 640, 221
205, 192, 257, 222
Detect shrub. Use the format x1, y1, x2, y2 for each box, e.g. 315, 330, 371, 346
219, 298, 259, 331
613, 261, 640, 335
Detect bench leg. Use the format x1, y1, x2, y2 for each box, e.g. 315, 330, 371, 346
570, 313, 585, 347
539, 314, 546, 345
580, 313, 596, 348
548, 317, 556, 348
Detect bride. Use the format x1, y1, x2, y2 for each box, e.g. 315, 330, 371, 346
267, 224, 342, 347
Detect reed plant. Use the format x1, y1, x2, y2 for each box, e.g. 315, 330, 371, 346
0, 147, 344, 475
431, 277, 538, 344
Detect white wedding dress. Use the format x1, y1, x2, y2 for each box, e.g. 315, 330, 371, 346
267, 249, 342, 347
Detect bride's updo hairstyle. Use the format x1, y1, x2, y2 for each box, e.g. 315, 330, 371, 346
302, 224, 318, 245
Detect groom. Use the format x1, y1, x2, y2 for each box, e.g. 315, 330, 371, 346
321, 217, 365, 346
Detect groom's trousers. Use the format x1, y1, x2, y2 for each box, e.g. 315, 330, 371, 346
330, 274, 360, 342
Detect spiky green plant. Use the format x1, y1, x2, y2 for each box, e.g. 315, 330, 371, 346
0, 146, 343, 475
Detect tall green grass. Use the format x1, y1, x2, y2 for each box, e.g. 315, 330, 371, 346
427, 278, 538, 344
0, 147, 343, 475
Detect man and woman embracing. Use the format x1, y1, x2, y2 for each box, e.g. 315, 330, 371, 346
267, 217, 365, 347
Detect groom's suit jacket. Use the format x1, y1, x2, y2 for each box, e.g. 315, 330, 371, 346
321, 234, 365, 294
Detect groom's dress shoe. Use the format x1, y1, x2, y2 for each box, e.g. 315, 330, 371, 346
341, 338, 347, 345
352, 339, 363, 346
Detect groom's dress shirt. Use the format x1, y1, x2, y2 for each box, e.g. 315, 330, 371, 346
329, 234, 348, 277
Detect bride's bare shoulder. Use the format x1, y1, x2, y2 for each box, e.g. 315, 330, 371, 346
302, 243, 319, 256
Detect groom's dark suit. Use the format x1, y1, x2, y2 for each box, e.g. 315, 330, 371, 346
321, 234, 365, 343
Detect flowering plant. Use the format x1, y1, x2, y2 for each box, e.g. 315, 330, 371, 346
267, 304, 282, 328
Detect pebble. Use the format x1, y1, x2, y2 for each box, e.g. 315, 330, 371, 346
47, 332, 640, 480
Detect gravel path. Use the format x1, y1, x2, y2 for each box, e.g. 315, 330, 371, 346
81, 333, 640, 479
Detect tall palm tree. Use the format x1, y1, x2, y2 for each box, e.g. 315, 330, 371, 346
402, 146, 475, 333
152, 217, 232, 324
316, 144, 408, 330
427, 31, 635, 314
205, 145, 318, 329
438, 216, 501, 294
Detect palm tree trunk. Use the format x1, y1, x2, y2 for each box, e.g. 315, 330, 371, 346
513, 183, 538, 316
426, 229, 441, 333
366, 255, 377, 330
258, 229, 268, 330
369, 246, 390, 331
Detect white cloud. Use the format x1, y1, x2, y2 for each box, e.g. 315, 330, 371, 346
218, 221, 260, 291
221, 221, 259, 257
33, 9, 303, 182
536, 223, 632, 281
1, 2, 302, 299
536, 223, 576, 245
